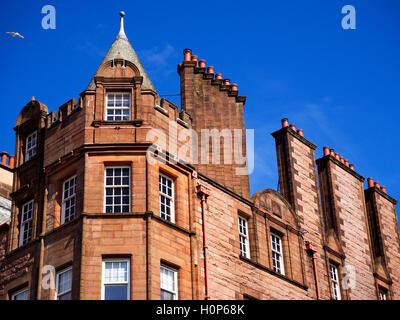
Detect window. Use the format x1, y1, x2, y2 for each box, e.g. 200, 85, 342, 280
329, 264, 341, 300
106, 93, 131, 120
19, 201, 33, 246
104, 167, 130, 213
159, 174, 174, 222
61, 176, 76, 224
379, 287, 388, 300
271, 233, 285, 275
238, 216, 250, 258
11, 288, 29, 300
160, 265, 178, 300
102, 259, 130, 300
25, 131, 37, 161
56, 267, 72, 300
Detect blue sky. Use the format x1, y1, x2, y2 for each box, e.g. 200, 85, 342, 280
1, 1, 399, 210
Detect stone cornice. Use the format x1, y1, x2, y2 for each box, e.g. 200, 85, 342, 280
271, 127, 317, 150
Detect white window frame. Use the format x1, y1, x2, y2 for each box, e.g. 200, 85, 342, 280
25, 131, 37, 161
238, 216, 250, 258
379, 288, 387, 300
270, 233, 285, 275
55, 267, 72, 300
10, 287, 29, 300
159, 174, 175, 223
61, 176, 77, 224
19, 200, 34, 246
105, 92, 131, 121
329, 263, 342, 300
160, 265, 178, 300
104, 167, 131, 213
101, 259, 130, 300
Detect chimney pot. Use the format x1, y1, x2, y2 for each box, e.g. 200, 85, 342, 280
297, 129, 304, 137
191, 55, 198, 66
335, 153, 340, 160
231, 83, 238, 91
183, 49, 192, 61
207, 66, 215, 74
344, 159, 349, 167
289, 124, 296, 131
215, 73, 223, 80
8, 155, 15, 168
350, 164, 354, 170
374, 181, 380, 189
340, 156, 345, 164
367, 177, 374, 188
199, 59, 206, 68
1, 152, 8, 165
381, 186, 387, 193
223, 79, 231, 86
330, 149, 335, 156
323, 146, 330, 157
281, 118, 289, 128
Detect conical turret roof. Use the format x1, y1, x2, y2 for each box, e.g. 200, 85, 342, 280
86, 12, 155, 92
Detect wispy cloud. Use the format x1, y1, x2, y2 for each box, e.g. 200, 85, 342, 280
139, 44, 177, 77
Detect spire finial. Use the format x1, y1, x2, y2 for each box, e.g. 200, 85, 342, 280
118, 11, 126, 39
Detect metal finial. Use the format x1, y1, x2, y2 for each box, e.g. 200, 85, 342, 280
118, 11, 126, 38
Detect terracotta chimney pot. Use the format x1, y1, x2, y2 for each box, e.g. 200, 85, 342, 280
183, 49, 192, 61
281, 118, 289, 128
1, 152, 8, 165
323, 146, 330, 157
231, 84, 238, 91
297, 129, 304, 137
367, 177, 374, 188
289, 124, 296, 131
215, 73, 223, 80
199, 59, 206, 68
207, 66, 214, 74
8, 155, 15, 168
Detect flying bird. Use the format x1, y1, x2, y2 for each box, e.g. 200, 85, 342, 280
5, 32, 24, 39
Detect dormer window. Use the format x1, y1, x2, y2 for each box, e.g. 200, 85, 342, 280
106, 93, 131, 121
25, 131, 37, 162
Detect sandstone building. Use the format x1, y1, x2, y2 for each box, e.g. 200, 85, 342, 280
0, 12, 399, 300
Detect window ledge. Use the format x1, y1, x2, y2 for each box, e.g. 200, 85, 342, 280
239, 255, 308, 290
92, 120, 143, 127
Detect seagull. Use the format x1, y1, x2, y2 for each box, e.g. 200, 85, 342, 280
5, 32, 24, 39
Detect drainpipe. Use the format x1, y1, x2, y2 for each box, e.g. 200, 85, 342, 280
196, 182, 211, 300
305, 241, 320, 300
